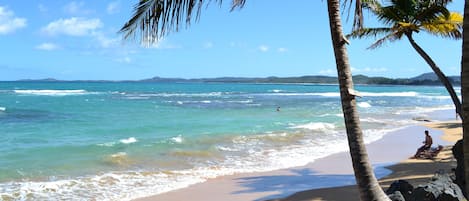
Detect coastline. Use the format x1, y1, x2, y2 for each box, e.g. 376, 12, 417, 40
268, 120, 461, 201
133, 120, 461, 201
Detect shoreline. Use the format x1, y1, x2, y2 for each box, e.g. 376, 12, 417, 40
268, 120, 461, 201
133, 120, 461, 201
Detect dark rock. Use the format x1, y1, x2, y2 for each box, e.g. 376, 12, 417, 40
411, 187, 436, 201
410, 174, 465, 201
386, 180, 414, 200
452, 139, 465, 196
388, 191, 406, 201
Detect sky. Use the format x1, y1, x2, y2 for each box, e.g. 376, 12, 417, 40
0, 0, 465, 81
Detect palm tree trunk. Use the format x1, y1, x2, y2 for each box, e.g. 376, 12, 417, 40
405, 32, 463, 120
461, 0, 469, 197
327, 0, 390, 200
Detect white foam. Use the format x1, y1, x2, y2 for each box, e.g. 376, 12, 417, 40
262, 92, 415, 98
227, 100, 253, 104
421, 95, 451, 100
270, 89, 284, 93
360, 117, 386, 124
290, 122, 335, 131
0, 170, 208, 201
111, 152, 127, 158
0, 124, 413, 201
0, 107, 5, 111
97, 142, 117, 147
262, 92, 340, 97
14, 89, 91, 96
216, 145, 239, 152
395, 105, 454, 116
142, 92, 224, 98
171, 135, 184, 144
123, 96, 150, 100
360, 91, 418, 97
120, 137, 137, 144
358, 102, 372, 108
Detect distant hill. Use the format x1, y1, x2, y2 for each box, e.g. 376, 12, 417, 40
17, 78, 60, 82
409, 72, 460, 84
140, 72, 461, 85
12, 72, 461, 86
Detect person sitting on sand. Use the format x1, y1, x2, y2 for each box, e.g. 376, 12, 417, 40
414, 130, 433, 158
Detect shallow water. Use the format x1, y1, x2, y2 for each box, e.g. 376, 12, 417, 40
0, 82, 456, 200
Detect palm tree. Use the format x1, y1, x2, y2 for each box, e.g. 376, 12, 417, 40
462, 0, 469, 196
120, 0, 390, 200
348, 0, 463, 120
327, 0, 390, 200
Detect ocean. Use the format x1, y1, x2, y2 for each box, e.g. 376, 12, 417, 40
0, 82, 456, 200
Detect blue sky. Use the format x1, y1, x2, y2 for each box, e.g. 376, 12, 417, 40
0, 0, 464, 81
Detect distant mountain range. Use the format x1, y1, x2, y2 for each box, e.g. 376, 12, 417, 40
15, 72, 460, 86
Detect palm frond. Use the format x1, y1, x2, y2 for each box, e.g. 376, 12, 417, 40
368, 32, 400, 49
414, 5, 450, 23
347, 27, 393, 39
372, 5, 403, 26
422, 12, 463, 39
353, 0, 363, 30
120, 0, 245, 45
362, 0, 381, 12
342, 0, 365, 31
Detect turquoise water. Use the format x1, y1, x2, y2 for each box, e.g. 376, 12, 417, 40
0, 82, 456, 200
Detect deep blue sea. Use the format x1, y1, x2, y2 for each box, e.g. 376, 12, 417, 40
0, 82, 456, 200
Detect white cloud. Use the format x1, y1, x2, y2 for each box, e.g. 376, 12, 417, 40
319, 69, 336, 75
277, 47, 288, 52
351, 67, 388, 74
93, 32, 119, 48
116, 56, 132, 63
203, 42, 213, 49
41, 17, 102, 36
35, 43, 60, 51
106, 1, 121, 14
258, 45, 269, 52
229, 41, 246, 48
63, 1, 92, 15
141, 37, 181, 49
0, 6, 27, 34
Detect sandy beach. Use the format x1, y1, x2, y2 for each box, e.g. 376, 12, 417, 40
134, 120, 462, 201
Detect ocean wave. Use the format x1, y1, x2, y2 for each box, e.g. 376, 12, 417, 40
290, 122, 335, 131
168, 99, 253, 105
260, 92, 340, 97
124, 92, 227, 98
97, 137, 138, 147
171, 135, 184, 144
358, 102, 372, 108
120, 137, 138, 144
122, 96, 150, 100
13, 89, 92, 96
0, 125, 412, 201
420, 95, 451, 100
269, 89, 285, 93
393, 105, 454, 116
360, 117, 386, 124
360, 91, 418, 97
0, 170, 208, 201
259, 91, 418, 97
0, 107, 5, 112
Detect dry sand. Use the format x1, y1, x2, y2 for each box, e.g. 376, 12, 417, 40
134, 121, 462, 201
